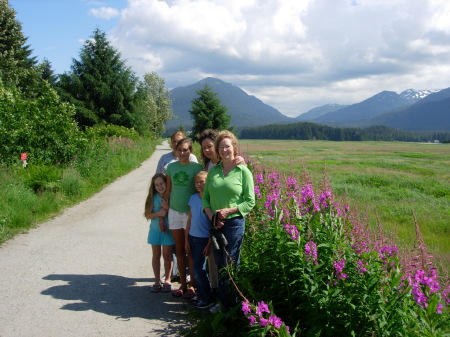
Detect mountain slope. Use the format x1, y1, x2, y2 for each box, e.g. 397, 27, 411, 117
295, 104, 347, 121
364, 87, 450, 131
314, 91, 414, 124
166, 77, 292, 132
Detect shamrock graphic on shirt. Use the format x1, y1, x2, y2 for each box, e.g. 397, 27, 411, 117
173, 171, 189, 186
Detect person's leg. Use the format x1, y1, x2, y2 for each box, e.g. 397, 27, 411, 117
151, 245, 162, 285
162, 245, 173, 284
216, 217, 245, 310
172, 229, 187, 290
189, 235, 212, 302
187, 247, 195, 290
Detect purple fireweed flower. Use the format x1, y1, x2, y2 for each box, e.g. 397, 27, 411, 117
254, 185, 261, 199
379, 245, 398, 264
334, 259, 346, 274
255, 173, 264, 184
357, 260, 368, 274
256, 301, 270, 317
248, 315, 257, 325
269, 315, 283, 329
319, 189, 332, 209
410, 268, 442, 308
334, 259, 347, 283
443, 285, 450, 305
305, 241, 318, 265
437, 303, 443, 314
259, 318, 269, 327
284, 224, 299, 241
242, 301, 251, 315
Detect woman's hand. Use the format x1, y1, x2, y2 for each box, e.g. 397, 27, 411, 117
234, 156, 245, 165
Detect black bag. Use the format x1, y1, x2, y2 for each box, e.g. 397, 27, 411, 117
210, 212, 228, 250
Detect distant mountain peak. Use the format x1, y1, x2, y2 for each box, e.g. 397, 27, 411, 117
399, 89, 441, 103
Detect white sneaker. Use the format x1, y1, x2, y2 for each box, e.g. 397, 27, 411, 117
209, 303, 221, 314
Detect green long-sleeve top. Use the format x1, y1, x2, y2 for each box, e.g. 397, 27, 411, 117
202, 162, 255, 218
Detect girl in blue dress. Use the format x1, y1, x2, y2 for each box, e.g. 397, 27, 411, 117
144, 173, 175, 292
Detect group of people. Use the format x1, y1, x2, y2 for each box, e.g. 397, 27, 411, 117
144, 130, 255, 312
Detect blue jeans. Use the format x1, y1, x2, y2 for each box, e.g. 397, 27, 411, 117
188, 234, 213, 302
213, 216, 245, 310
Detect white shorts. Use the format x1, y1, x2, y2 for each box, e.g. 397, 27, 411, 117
168, 209, 189, 230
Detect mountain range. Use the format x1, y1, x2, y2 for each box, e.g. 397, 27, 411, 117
166, 77, 450, 133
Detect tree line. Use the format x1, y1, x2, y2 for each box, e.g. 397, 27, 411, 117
240, 122, 450, 142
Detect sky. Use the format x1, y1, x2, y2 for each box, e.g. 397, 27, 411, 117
9, 0, 450, 117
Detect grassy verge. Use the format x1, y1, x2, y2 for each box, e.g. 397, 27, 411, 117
240, 140, 450, 269
0, 137, 157, 245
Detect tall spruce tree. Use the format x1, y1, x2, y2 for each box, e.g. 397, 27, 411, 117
57, 28, 138, 128
0, 0, 38, 92
189, 84, 232, 139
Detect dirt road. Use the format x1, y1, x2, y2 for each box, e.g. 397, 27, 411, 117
0, 142, 189, 337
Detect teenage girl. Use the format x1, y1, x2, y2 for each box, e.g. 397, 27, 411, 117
144, 173, 174, 293
164, 138, 203, 297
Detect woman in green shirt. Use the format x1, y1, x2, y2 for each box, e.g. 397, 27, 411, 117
202, 130, 255, 312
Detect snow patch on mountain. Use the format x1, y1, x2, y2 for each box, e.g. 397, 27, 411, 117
399, 89, 441, 103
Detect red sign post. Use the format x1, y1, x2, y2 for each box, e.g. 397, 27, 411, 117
20, 152, 28, 167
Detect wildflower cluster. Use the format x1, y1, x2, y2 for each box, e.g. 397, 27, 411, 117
241, 300, 290, 336
304, 241, 318, 265
334, 259, 348, 283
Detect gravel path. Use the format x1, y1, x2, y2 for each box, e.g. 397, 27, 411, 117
0, 142, 190, 337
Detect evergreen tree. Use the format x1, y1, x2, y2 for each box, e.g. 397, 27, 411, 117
0, 0, 39, 92
37, 58, 57, 86
189, 84, 232, 139
57, 28, 138, 129
134, 72, 173, 138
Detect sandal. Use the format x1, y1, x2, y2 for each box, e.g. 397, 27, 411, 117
151, 283, 162, 293
162, 283, 172, 292
172, 287, 187, 297
182, 288, 196, 299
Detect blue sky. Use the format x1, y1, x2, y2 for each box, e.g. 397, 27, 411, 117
9, 0, 450, 117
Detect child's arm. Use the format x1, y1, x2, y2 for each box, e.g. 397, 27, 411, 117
145, 208, 167, 220
185, 211, 192, 254
163, 176, 172, 202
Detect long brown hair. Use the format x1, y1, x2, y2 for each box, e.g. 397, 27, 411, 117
198, 129, 218, 169
144, 173, 167, 219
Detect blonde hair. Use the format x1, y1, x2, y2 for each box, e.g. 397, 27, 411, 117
144, 173, 167, 219
170, 131, 186, 141
195, 170, 208, 182
215, 130, 238, 159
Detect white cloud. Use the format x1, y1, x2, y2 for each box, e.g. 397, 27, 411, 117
89, 7, 120, 19
107, 0, 450, 115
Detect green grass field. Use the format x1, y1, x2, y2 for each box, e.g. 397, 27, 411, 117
240, 140, 450, 269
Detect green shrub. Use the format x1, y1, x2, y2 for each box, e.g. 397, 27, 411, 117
20, 164, 62, 193
0, 81, 84, 165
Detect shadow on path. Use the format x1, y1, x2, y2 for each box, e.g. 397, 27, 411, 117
41, 274, 189, 335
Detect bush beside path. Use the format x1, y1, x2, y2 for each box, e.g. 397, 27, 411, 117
0, 141, 189, 337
